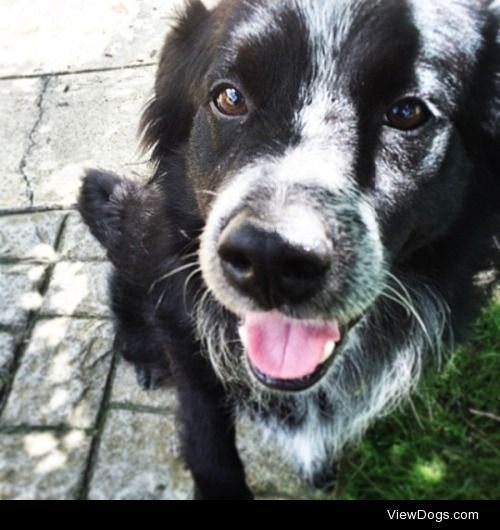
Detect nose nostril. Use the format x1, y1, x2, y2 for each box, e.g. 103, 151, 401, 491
219, 248, 253, 274
217, 216, 330, 307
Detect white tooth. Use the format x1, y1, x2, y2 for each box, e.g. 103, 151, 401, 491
320, 341, 336, 364
238, 326, 247, 348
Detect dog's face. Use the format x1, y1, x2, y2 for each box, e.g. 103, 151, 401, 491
142, 0, 500, 393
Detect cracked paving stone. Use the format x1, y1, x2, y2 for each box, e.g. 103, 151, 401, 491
1, 318, 113, 429
88, 409, 192, 500
109, 362, 319, 499
111, 356, 177, 410
0, 79, 43, 209
110, 365, 315, 498
0, 0, 204, 77
0, 332, 15, 394
41, 261, 112, 317
0, 263, 46, 327
24, 69, 156, 208
59, 213, 107, 261
0, 212, 66, 262
0, 430, 92, 500
88, 406, 321, 500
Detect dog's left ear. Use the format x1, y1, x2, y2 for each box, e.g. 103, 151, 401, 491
478, 2, 500, 175
140, 1, 213, 163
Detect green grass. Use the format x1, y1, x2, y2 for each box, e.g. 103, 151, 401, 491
337, 294, 500, 500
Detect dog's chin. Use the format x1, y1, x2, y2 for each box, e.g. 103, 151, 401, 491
247, 348, 338, 392
238, 310, 363, 393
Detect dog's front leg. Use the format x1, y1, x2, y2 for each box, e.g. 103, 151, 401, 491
173, 347, 253, 500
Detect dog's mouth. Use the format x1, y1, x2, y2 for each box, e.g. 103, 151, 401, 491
239, 311, 360, 392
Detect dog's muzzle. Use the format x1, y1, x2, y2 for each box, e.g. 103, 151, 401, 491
215, 211, 345, 391
218, 212, 331, 309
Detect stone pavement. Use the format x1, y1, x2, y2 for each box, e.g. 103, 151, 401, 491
0, 0, 324, 500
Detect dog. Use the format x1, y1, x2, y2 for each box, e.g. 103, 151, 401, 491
78, 0, 500, 499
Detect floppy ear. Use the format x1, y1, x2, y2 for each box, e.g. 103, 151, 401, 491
78, 169, 124, 249
481, 2, 500, 265
140, 0, 212, 162
78, 169, 148, 254
479, 2, 500, 176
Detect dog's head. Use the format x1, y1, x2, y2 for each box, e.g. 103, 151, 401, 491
142, 0, 500, 392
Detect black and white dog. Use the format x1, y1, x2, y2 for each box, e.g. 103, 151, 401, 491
79, 0, 500, 499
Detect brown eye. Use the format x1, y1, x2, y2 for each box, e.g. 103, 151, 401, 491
213, 86, 248, 117
386, 98, 431, 131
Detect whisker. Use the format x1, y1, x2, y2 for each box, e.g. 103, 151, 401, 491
385, 273, 433, 342
149, 262, 200, 292
381, 287, 434, 351
179, 251, 200, 262
382, 271, 451, 370
182, 266, 202, 310
198, 190, 218, 197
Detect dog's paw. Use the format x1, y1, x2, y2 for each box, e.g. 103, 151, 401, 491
134, 363, 173, 391
113, 332, 173, 390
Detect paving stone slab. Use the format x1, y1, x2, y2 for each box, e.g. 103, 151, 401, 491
110, 356, 178, 410
111, 361, 322, 499
88, 406, 321, 500
25, 69, 155, 208
109, 366, 320, 499
0, 263, 46, 327
0, 212, 66, 262
40, 261, 112, 318
0, 78, 43, 210
1, 318, 113, 429
88, 409, 192, 500
59, 213, 107, 261
0, 430, 91, 500
0, 332, 15, 393
0, 0, 192, 78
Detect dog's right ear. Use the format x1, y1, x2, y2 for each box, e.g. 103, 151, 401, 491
140, 0, 212, 162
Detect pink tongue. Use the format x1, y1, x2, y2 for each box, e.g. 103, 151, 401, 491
241, 312, 341, 380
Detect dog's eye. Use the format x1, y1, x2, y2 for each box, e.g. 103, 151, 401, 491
213, 86, 248, 117
385, 98, 430, 131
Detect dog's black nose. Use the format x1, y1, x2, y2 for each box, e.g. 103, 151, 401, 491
218, 218, 330, 308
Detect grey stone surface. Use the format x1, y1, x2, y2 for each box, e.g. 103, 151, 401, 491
40, 261, 112, 317
59, 213, 107, 261
111, 356, 178, 410
0, 332, 15, 392
0, 79, 43, 209
88, 409, 192, 500
25, 70, 155, 208
237, 415, 309, 499
0, 263, 46, 327
1, 318, 113, 429
88, 394, 320, 500
0, 430, 91, 500
0, 212, 66, 262
110, 361, 311, 498
0, 0, 197, 78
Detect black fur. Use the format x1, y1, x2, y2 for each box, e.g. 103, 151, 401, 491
78, 0, 500, 499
